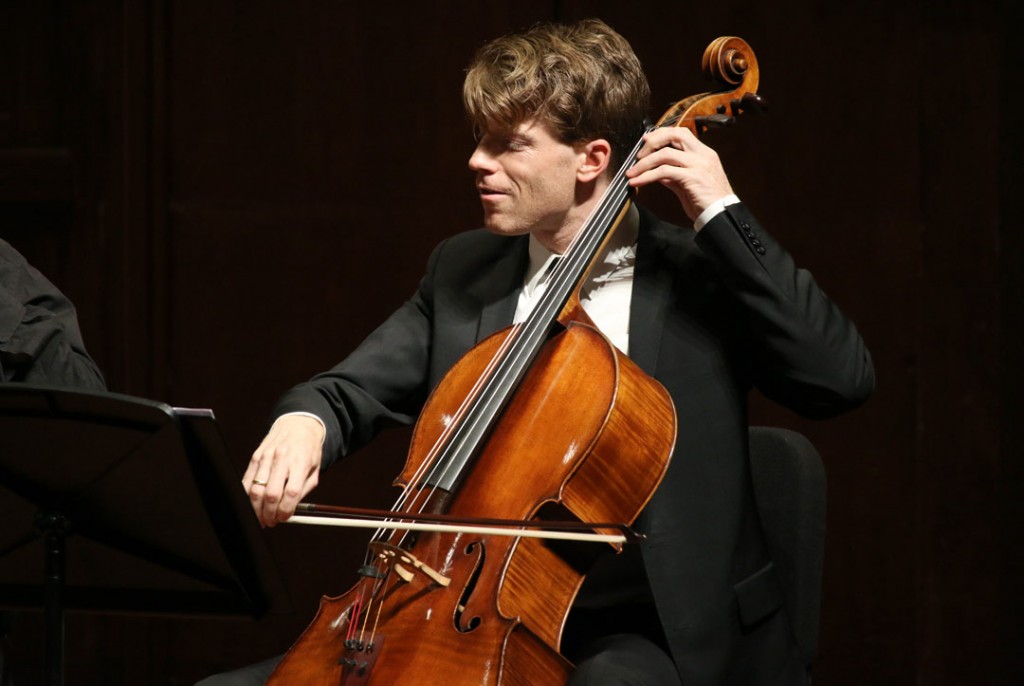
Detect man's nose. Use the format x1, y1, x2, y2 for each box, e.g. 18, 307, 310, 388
468, 144, 496, 173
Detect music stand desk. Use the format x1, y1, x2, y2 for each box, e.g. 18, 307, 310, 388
0, 385, 287, 685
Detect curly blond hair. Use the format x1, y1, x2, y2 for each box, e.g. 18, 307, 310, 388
463, 19, 650, 167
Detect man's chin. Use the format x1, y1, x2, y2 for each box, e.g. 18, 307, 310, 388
483, 218, 529, 237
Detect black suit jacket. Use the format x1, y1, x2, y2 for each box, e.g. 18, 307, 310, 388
275, 203, 874, 685
0, 239, 106, 389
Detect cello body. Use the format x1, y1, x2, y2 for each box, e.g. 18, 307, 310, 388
267, 323, 676, 685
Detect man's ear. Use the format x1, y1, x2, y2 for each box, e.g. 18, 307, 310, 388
576, 138, 612, 183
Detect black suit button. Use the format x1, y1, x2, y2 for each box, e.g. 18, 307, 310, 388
756, 246, 766, 255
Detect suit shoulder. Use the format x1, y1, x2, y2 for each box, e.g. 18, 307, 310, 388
439, 228, 519, 254
430, 229, 525, 274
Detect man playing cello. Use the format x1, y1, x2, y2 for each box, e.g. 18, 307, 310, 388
203, 18, 873, 686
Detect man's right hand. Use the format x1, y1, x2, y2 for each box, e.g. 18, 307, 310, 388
243, 414, 325, 527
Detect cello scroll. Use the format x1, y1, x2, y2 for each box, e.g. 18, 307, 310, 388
657, 36, 767, 135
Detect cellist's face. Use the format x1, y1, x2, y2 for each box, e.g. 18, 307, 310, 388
468, 118, 590, 252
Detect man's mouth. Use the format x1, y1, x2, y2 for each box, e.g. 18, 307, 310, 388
477, 186, 507, 199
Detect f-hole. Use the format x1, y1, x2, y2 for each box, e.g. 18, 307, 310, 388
454, 541, 485, 633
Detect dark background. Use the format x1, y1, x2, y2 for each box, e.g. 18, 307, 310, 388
2, 0, 1021, 683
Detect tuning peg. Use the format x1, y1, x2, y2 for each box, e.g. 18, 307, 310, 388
732, 92, 768, 115
695, 114, 736, 132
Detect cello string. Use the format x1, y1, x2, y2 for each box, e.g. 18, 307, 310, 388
362, 130, 649, 555
358, 162, 632, 579
366, 90, 729, 556
366, 573, 393, 648
345, 587, 363, 642
395, 138, 643, 523
365, 321, 529, 549
353, 132, 650, 612
355, 561, 396, 642
398, 131, 647, 517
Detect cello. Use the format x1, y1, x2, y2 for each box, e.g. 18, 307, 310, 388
266, 35, 764, 686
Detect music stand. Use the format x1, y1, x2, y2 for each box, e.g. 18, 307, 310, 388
0, 385, 288, 686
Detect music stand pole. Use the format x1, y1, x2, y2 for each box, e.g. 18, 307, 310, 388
37, 512, 67, 686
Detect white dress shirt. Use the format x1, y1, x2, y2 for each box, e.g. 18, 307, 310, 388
513, 196, 739, 355
513, 205, 640, 354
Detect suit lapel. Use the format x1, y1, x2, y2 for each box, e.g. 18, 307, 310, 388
475, 236, 529, 343
629, 206, 674, 376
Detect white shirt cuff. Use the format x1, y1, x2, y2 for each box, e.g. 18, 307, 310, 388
694, 194, 741, 231
278, 411, 327, 442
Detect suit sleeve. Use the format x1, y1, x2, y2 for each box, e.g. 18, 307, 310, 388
694, 202, 875, 418
271, 241, 444, 469
0, 243, 106, 390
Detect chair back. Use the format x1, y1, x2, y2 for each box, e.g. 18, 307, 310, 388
748, 426, 826, 666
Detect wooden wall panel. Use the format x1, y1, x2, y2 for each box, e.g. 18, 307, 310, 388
997, 4, 1024, 681
1, 1, 1018, 684
915, 4, 1003, 681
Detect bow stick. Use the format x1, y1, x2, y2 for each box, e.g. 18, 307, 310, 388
285, 502, 644, 544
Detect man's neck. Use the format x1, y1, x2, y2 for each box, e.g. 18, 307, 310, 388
533, 177, 611, 254
534, 223, 582, 255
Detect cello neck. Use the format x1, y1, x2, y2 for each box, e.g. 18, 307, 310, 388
423, 136, 645, 492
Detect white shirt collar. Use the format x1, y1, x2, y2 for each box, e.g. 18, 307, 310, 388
522, 204, 640, 295
522, 237, 561, 299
